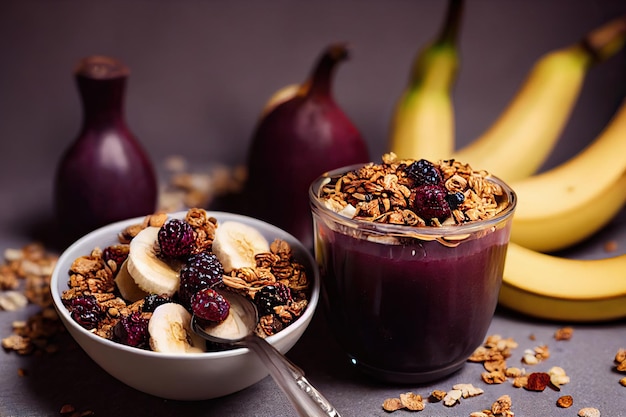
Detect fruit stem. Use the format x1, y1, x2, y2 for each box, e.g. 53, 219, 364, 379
408, 0, 463, 90
436, 0, 464, 48
303, 43, 349, 98
581, 14, 626, 64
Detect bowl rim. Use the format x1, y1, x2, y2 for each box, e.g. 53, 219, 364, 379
51, 210, 320, 360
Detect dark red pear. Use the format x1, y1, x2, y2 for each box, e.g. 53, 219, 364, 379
243, 43, 370, 248
54, 56, 158, 245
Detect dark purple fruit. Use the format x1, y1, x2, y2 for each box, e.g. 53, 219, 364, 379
64, 295, 104, 330
178, 252, 224, 308
405, 159, 443, 186
243, 43, 370, 248
113, 312, 149, 348
157, 219, 195, 259
54, 56, 157, 244
445, 191, 465, 210
413, 185, 451, 221
191, 288, 230, 323
255, 283, 292, 317
141, 294, 172, 313
103, 244, 130, 270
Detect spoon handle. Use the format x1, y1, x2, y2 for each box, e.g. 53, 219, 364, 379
246, 335, 341, 417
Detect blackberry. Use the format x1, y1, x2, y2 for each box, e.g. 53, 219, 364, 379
255, 283, 292, 317
103, 244, 129, 269
142, 294, 172, 313
191, 288, 230, 323
64, 295, 104, 330
113, 312, 149, 348
412, 185, 452, 221
445, 191, 465, 210
158, 219, 196, 259
178, 252, 224, 308
405, 159, 443, 186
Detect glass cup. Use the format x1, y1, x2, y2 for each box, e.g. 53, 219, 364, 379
309, 164, 517, 384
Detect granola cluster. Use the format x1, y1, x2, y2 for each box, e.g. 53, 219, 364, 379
0, 244, 63, 355
318, 153, 510, 227
60, 208, 311, 347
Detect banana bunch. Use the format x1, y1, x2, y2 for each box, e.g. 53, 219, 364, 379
452, 15, 626, 182
385, 8, 626, 322
509, 98, 626, 253
387, 0, 462, 162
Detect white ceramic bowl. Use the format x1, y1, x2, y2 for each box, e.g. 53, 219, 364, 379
51, 211, 320, 400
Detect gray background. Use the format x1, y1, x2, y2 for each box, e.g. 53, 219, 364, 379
1, 0, 626, 229
1, 1, 625, 416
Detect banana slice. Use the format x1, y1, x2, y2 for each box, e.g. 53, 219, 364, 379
114, 259, 149, 302
148, 303, 205, 353
211, 221, 270, 272
126, 227, 180, 297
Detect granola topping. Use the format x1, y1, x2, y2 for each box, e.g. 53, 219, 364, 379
317, 153, 510, 230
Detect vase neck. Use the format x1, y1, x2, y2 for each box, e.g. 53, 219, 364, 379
77, 75, 127, 128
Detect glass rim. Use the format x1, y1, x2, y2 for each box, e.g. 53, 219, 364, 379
309, 163, 517, 240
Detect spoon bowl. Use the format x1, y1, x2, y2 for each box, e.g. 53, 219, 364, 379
192, 289, 341, 417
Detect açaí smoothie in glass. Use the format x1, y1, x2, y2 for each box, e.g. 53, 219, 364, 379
309, 153, 516, 383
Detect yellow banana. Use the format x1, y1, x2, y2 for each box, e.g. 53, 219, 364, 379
453, 14, 626, 182
509, 98, 626, 253
499, 242, 626, 322
387, 0, 462, 161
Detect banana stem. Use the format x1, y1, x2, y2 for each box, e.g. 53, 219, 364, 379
581, 14, 626, 63
408, 0, 463, 90
437, 0, 464, 47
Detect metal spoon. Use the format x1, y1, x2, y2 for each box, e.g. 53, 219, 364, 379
191, 289, 341, 417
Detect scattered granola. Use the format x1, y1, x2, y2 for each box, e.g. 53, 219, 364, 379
491, 394, 513, 415
59, 403, 95, 417
317, 153, 510, 229
442, 389, 463, 407
428, 390, 446, 402
0, 244, 63, 355
557, 395, 574, 408
382, 392, 425, 412
554, 326, 574, 341
603, 239, 618, 253
158, 156, 246, 213
521, 345, 550, 365
578, 407, 601, 417
615, 348, 626, 371
548, 366, 570, 389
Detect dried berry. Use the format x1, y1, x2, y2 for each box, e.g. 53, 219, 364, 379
191, 288, 230, 323
525, 372, 551, 391
179, 252, 224, 308
64, 295, 104, 330
103, 244, 130, 269
113, 312, 149, 348
405, 159, 443, 186
255, 283, 292, 317
142, 294, 172, 313
445, 191, 465, 210
158, 218, 196, 259
412, 185, 451, 220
